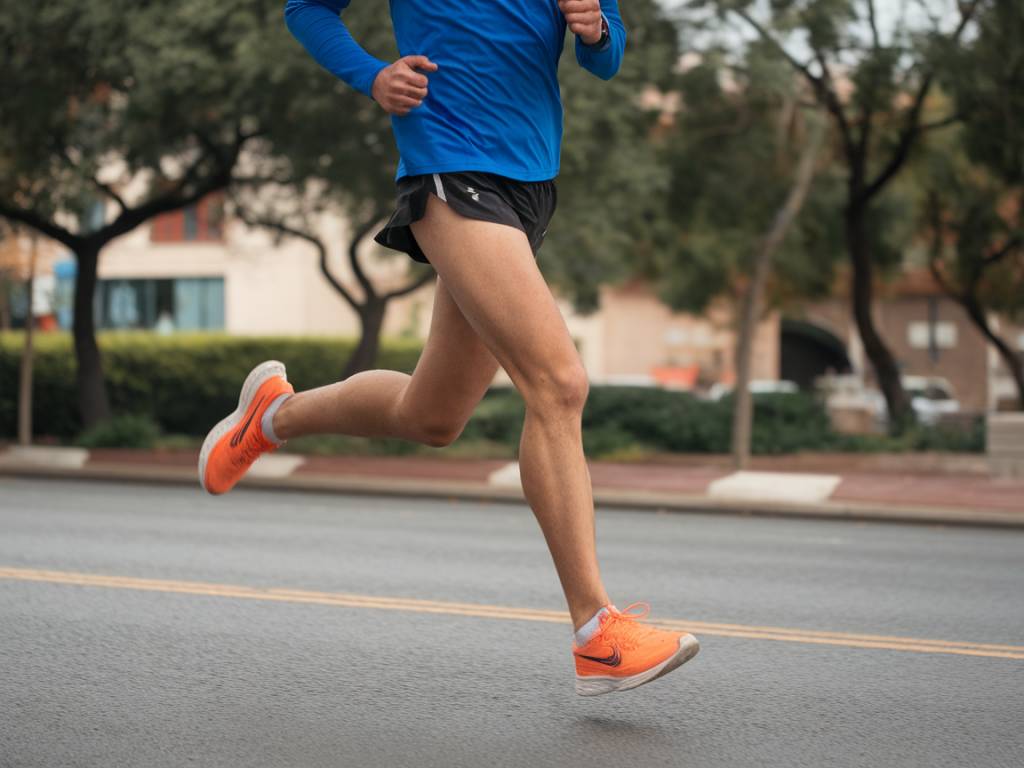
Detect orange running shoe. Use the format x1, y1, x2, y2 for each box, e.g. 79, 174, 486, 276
573, 603, 700, 696
199, 361, 294, 495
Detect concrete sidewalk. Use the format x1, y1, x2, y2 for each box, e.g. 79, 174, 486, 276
0, 445, 1021, 528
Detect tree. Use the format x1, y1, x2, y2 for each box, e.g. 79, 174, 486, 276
0, 0, 310, 426
707, 0, 983, 430
921, 0, 1024, 409
732, 118, 825, 468
18, 232, 39, 445
655, 44, 839, 464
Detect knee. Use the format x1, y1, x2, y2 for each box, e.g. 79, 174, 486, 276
524, 362, 590, 415
412, 417, 465, 448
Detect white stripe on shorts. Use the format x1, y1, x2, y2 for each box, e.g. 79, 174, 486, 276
432, 173, 447, 202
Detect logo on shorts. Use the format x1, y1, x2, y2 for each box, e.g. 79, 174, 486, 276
466, 186, 481, 202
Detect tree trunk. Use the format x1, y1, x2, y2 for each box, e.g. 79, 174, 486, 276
0, 279, 10, 330
340, 299, 387, 380
732, 121, 824, 469
18, 235, 37, 445
960, 295, 1024, 409
845, 203, 912, 431
72, 244, 111, 428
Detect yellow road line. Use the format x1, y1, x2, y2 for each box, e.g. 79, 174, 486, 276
2, 567, 1022, 660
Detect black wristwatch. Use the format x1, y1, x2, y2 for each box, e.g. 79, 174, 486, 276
581, 15, 611, 51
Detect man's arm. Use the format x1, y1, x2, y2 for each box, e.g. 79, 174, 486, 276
284, 0, 436, 115
563, 0, 626, 81
283, 0, 387, 98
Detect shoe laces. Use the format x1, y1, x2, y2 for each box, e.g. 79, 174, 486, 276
601, 602, 658, 650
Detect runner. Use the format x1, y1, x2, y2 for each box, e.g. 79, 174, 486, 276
199, 0, 699, 696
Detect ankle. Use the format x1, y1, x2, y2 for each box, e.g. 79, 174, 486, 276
263, 393, 294, 443
570, 596, 612, 633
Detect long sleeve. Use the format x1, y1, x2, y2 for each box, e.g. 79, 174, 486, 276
574, 0, 626, 81
283, 0, 388, 98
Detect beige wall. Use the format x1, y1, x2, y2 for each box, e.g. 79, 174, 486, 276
595, 281, 779, 385
99, 214, 434, 340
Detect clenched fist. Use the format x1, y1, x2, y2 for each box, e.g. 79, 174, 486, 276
558, 0, 604, 45
371, 55, 438, 116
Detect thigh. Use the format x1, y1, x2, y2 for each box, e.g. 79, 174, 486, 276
409, 195, 581, 392
399, 275, 501, 425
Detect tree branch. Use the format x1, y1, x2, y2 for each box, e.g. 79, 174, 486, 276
866, 0, 882, 51
982, 235, 1023, 269
58, 145, 128, 213
734, 7, 854, 155
383, 269, 435, 300
234, 205, 361, 309
347, 211, 385, 301
0, 202, 81, 250
920, 113, 961, 132
95, 180, 127, 213
863, 0, 982, 200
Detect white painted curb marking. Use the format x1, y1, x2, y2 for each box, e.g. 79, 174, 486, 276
0, 446, 91, 469
488, 462, 522, 488
708, 471, 841, 505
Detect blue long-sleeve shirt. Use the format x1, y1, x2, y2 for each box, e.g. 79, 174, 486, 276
284, 0, 626, 181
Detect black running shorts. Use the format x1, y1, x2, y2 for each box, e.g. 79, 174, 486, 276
374, 171, 558, 265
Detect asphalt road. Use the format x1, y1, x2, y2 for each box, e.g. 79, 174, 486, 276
1, 477, 1022, 768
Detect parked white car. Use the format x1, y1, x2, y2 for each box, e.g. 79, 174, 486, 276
902, 376, 961, 426
707, 379, 800, 401
818, 373, 962, 428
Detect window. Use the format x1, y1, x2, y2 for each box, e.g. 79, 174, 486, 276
94, 277, 224, 331
150, 194, 224, 243
908, 321, 957, 350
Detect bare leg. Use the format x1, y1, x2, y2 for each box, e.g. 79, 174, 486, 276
410, 197, 609, 629
273, 277, 500, 447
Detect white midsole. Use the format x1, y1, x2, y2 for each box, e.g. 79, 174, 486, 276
575, 633, 700, 697
198, 360, 287, 493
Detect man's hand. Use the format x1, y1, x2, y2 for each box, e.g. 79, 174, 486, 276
371, 55, 438, 116
558, 0, 604, 45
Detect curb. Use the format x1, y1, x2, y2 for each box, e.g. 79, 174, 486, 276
1, 462, 1021, 530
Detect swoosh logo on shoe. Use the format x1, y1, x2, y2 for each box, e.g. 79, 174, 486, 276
577, 647, 621, 667
230, 395, 266, 448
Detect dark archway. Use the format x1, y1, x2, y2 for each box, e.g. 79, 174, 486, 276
781, 318, 852, 390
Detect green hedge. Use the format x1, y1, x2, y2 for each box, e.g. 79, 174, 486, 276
0, 332, 422, 438
464, 386, 835, 456
1, 333, 983, 455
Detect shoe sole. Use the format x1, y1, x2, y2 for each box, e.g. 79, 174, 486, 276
575, 633, 700, 697
198, 360, 287, 495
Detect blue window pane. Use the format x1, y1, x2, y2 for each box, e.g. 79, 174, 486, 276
94, 277, 224, 331
174, 278, 224, 330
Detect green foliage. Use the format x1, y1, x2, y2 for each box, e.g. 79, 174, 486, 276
542, 0, 681, 311
921, 0, 1024, 322
0, 0, 312, 228
936, 0, 1024, 187
460, 389, 527, 445
462, 386, 840, 456
653, 43, 842, 316
0, 333, 422, 438
75, 414, 161, 450
832, 417, 986, 453
250, 1, 402, 223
